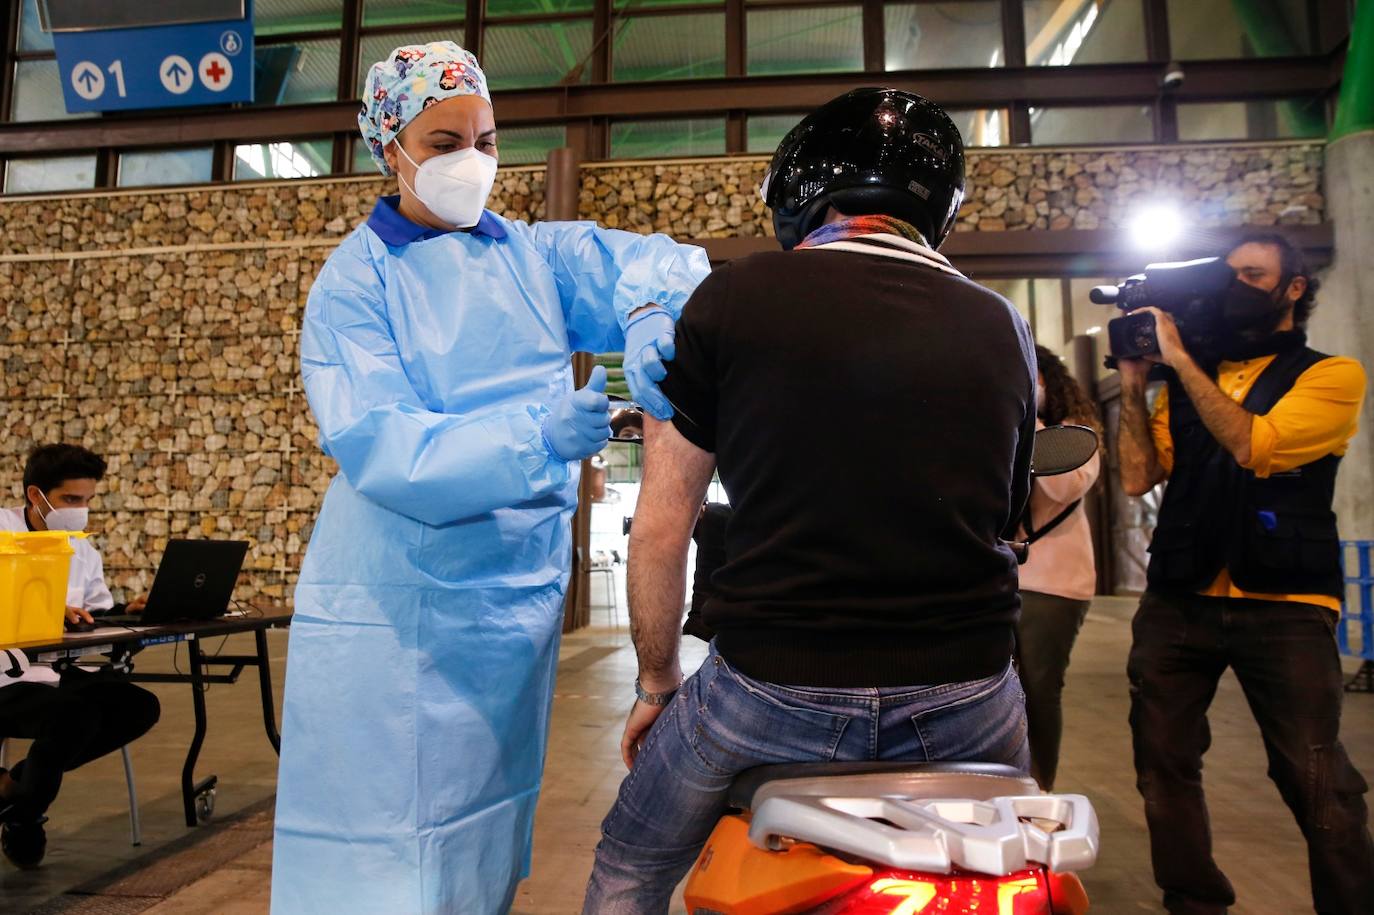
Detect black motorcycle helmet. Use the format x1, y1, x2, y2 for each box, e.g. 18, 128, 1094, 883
761, 88, 966, 251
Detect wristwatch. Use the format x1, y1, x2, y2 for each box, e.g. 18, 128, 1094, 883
634, 678, 680, 706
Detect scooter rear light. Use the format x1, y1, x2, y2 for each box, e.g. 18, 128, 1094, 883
821, 868, 1053, 915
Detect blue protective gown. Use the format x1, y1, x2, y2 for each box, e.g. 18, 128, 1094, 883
271, 198, 709, 915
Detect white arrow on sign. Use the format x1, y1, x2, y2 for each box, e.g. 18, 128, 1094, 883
160, 55, 193, 95
70, 61, 105, 101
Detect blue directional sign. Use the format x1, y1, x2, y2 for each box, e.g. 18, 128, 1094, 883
51, 9, 254, 113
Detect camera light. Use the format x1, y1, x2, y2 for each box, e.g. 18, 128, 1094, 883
1128, 204, 1185, 251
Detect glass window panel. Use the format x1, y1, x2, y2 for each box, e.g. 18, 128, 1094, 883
1178, 98, 1327, 140
1031, 105, 1154, 144
255, 0, 341, 36
613, 13, 726, 81
1168, 0, 1313, 59
19, 0, 54, 52
749, 107, 1009, 155
233, 138, 334, 180
979, 278, 1065, 349
1069, 278, 1116, 378
358, 29, 467, 93
364, 0, 465, 27
747, 113, 804, 154
4, 155, 97, 194
610, 118, 726, 159
617, 0, 722, 6
486, 0, 595, 15
484, 21, 595, 88
255, 39, 341, 106
118, 148, 215, 188
11, 60, 96, 122
352, 137, 382, 173
748, 6, 863, 76
885, 1, 1004, 70
498, 124, 568, 165
947, 108, 1009, 147
1024, 0, 1146, 66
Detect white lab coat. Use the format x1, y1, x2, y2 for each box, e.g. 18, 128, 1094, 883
0, 506, 114, 687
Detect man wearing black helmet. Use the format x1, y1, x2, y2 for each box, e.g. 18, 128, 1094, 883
582, 89, 1038, 913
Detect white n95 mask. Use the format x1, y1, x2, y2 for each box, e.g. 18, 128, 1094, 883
398, 144, 498, 229
39, 491, 88, 532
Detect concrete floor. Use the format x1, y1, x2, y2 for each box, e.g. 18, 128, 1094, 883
5, 596, 1374, 914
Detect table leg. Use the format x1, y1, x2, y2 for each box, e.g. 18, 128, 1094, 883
181, 636, 218, 827
254, 628, 281, 754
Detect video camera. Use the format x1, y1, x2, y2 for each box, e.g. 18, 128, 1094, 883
1090, 257, 1237, 365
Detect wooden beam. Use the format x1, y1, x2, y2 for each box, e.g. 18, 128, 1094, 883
338, 0, 364, 103
862, 0, 885, 73
690, 225, 1335, 275
725, 0, 745, 78
0, 57, 1341, 155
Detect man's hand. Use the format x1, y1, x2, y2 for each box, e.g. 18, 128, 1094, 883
621, 699, 669, 770
1132, 307, 1190, 370
126, 595, 148, 614
65, 606, 94, 625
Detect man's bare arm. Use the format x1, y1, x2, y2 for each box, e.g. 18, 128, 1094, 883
628, 416, 717, 692
1170, 355, 1253, 465
1136, 305, 1253, 466
1118, 360, 1166, 496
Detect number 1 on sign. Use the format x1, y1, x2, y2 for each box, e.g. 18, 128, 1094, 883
107, 60, 126, 98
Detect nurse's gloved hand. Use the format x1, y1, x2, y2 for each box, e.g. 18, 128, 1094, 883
623, 306, 676, 421
542, 365, 612, 462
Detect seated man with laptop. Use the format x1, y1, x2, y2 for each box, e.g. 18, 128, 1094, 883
0, 444, 162, 869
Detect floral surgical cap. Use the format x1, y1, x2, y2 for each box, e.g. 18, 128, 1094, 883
358, 41, 491, 176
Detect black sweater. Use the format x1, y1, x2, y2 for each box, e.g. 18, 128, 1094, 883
660, 238, 1036, 687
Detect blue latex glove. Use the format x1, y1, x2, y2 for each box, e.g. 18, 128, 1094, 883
542, 365, 611, 461
623, 306, 676, 420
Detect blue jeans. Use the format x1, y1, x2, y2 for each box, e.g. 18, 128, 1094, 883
582, 642, 1029, 914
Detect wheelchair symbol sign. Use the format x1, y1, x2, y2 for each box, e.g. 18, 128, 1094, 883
220, 30, 243, 56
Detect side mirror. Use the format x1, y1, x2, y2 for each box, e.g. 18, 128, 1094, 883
1031, 424, 1098, 478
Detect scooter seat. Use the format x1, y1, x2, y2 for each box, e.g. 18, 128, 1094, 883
728, 761, 1034, 810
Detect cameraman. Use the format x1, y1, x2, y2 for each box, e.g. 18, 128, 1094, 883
1117, 232, 1374, 914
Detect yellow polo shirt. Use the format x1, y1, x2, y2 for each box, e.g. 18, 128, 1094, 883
1150, 354, 1367, 612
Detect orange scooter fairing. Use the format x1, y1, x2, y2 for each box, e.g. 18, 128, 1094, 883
684, 814, 873, 915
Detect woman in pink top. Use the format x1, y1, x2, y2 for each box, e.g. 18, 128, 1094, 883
1017, 346, 1102, 790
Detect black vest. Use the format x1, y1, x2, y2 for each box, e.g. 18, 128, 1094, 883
1146, 338, 1344, 598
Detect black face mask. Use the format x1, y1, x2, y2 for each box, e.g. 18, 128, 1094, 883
1221, 275, 1291, 345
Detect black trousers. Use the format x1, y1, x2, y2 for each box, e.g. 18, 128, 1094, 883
1128, 591, 1374, 914
0, 669, 160, 822
1015, 590, 1091, 790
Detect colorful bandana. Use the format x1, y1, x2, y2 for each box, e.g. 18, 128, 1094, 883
795, 215, 929, 249
358, 41, 491, 177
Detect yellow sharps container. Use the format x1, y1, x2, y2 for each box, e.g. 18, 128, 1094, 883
0, 530, 84, 644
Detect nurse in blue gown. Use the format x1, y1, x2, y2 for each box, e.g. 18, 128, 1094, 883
270, 41, 710, 915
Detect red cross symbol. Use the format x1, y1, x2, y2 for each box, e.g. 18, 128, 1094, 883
204, 60, 227, 84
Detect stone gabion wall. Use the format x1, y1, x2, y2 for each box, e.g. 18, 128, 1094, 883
580, 141, 1324, 237
0, 142, 1320, 604
0, 168, 544, 603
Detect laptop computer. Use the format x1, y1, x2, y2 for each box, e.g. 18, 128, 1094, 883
97, 539, 250, 626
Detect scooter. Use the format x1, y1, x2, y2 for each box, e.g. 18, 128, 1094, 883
680, 424, 1102, 915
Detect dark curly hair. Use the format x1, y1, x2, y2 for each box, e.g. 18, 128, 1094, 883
1036, 345, 1102, 440
1229, 231, 1319, 329
22, 444, 106, 507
